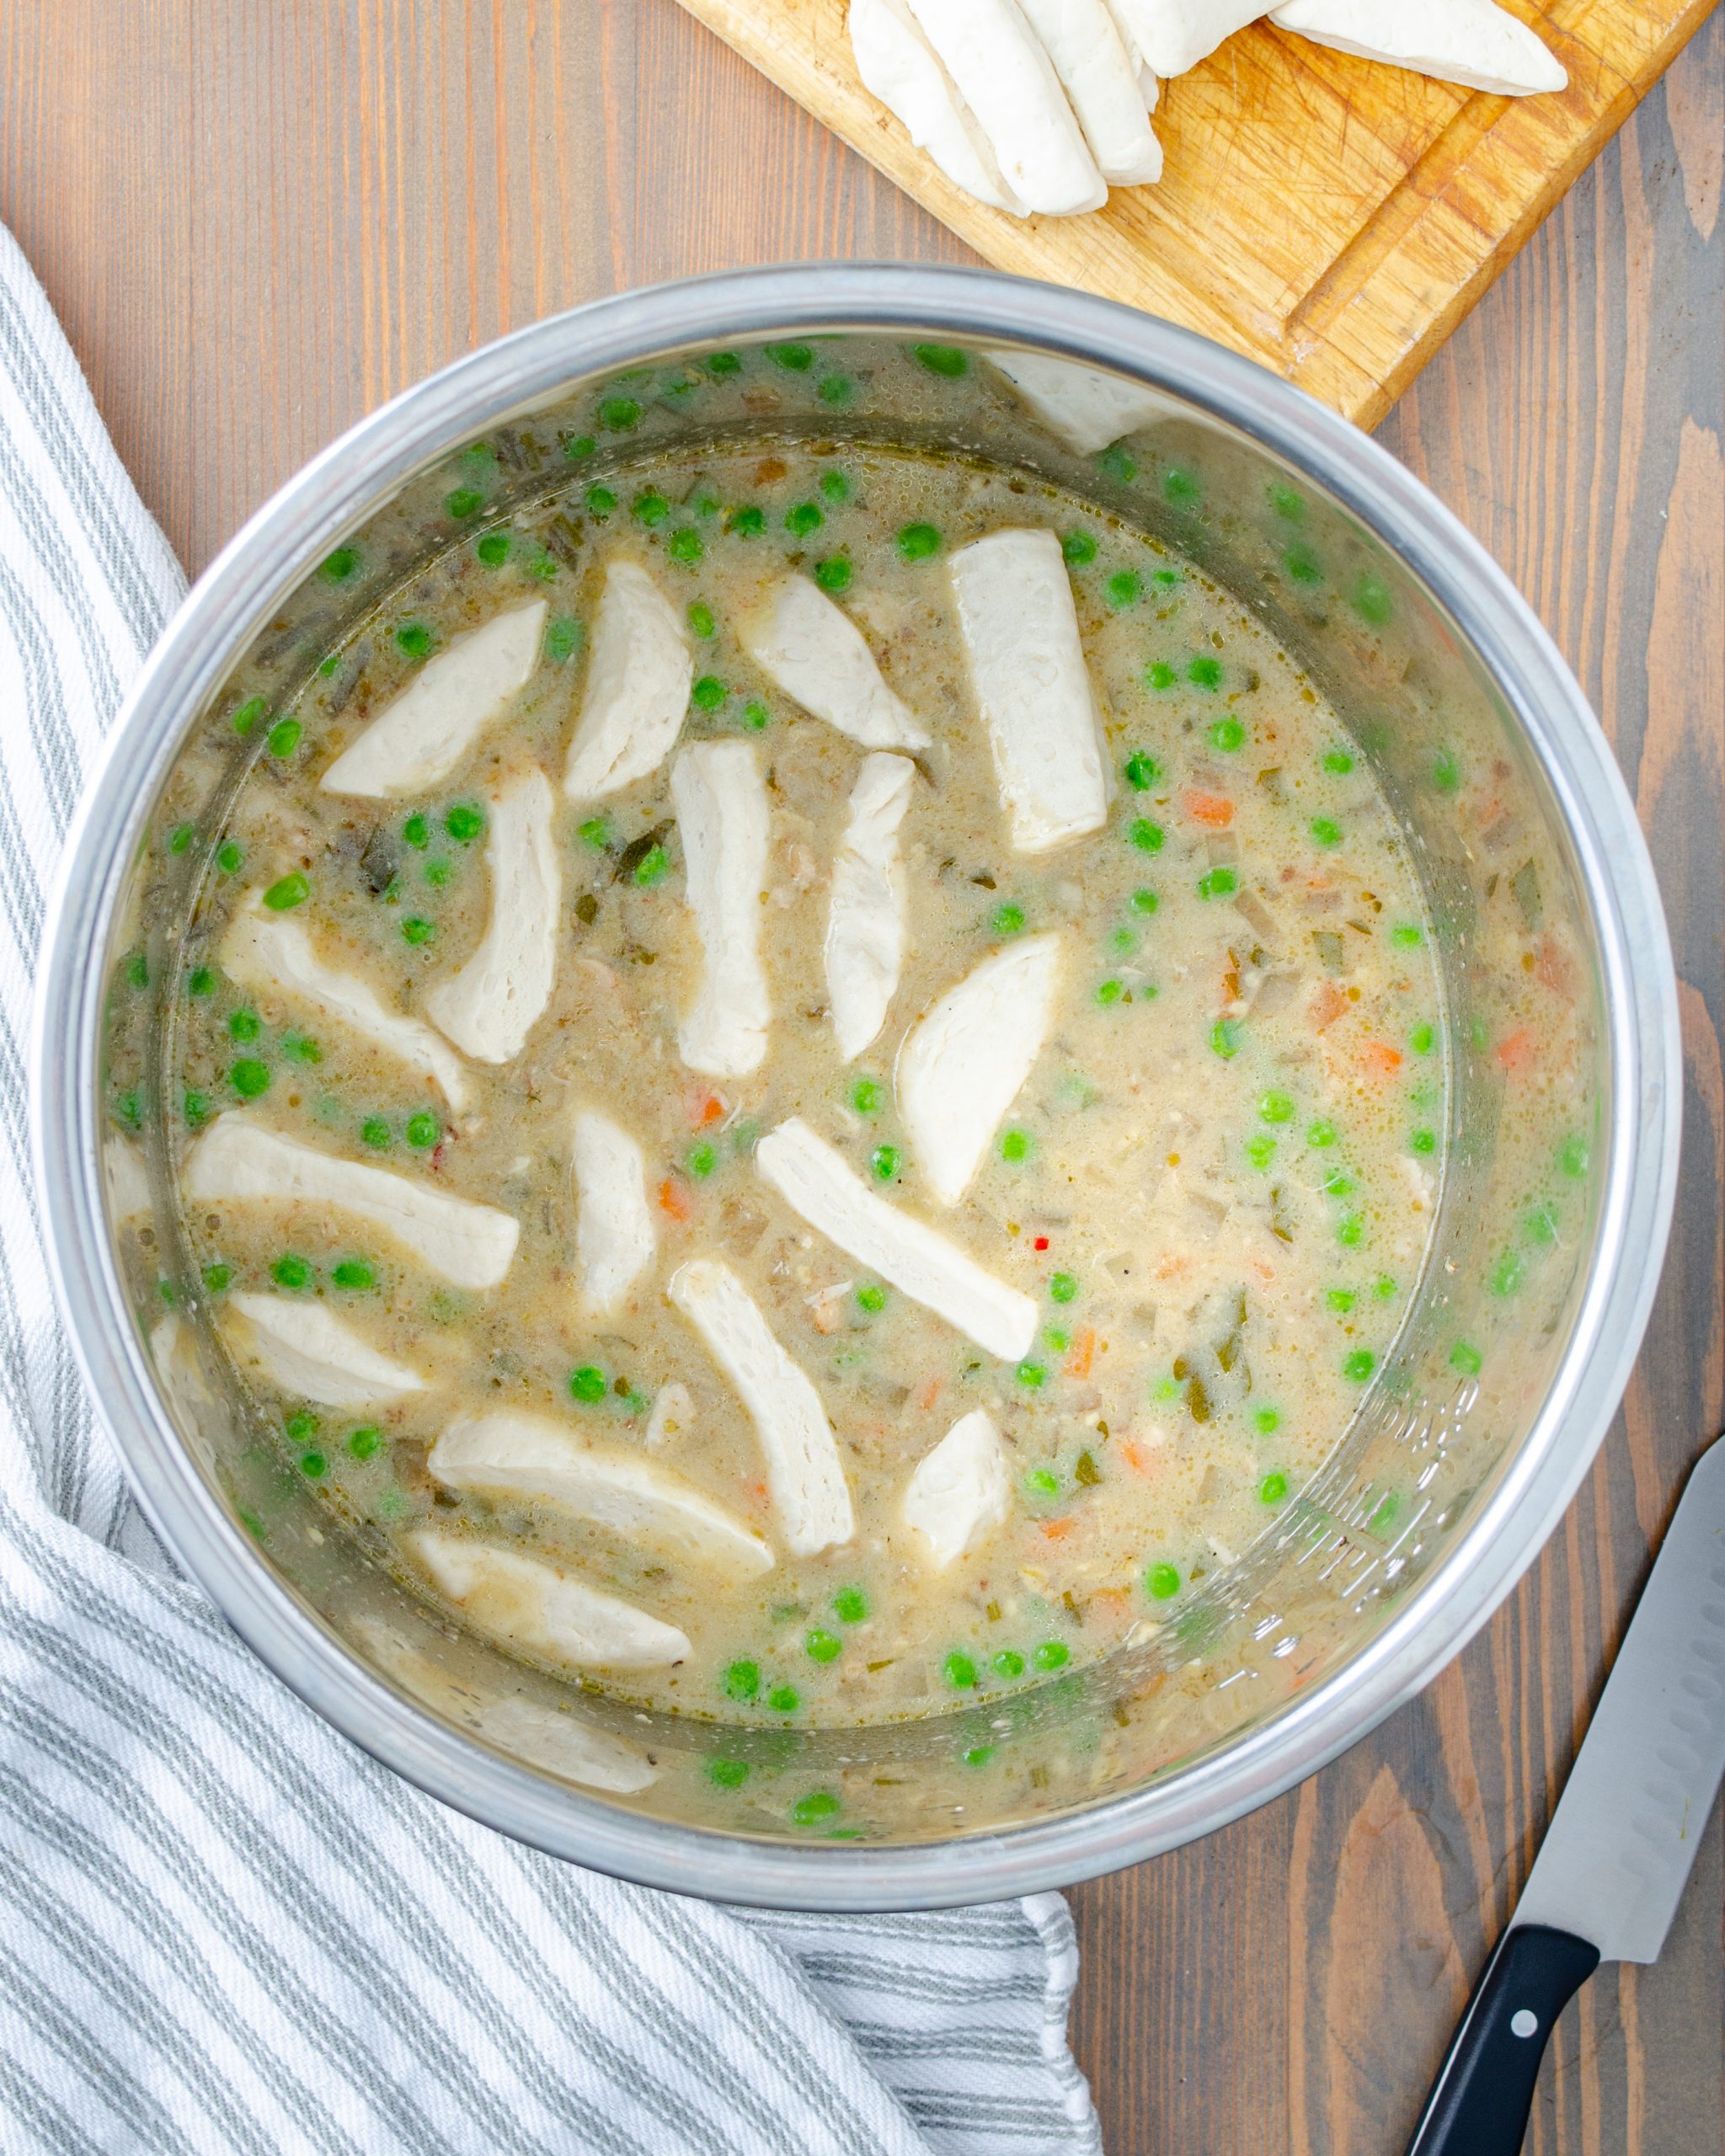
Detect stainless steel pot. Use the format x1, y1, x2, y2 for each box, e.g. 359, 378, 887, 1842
31, 265, 1680, 1909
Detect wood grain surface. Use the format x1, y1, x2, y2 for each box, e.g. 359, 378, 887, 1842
666, 0, 1716, 428
2, 5, 1721, 2151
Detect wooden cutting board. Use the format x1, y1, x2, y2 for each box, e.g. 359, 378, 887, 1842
667, 0, 1715, 426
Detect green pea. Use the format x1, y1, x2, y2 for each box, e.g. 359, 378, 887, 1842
1410, 1129, 1437, 1155
1390, 923, 1423, 949
851, 1078, 882, 1114
230, 1059, 270, 1098
1491, 1252, 1525, 1296
1016, 1361, 1047, 1389
706, 352, 742, 377
1095, 979, 1124, 1006
446, 487, 484, 519
1123, 752, 1162, 790
585, 486, 617, 519
1188, 656, 1222, 689
814, 555, 852, 593
1096, 444, 1135, 483
1559, 1134, 1589, 1178
819, 468, 852, 502
791, 1790, 841, 1827
1062, 531, 1097, 565
708, 1759, 749, 1789
1343, 1349, 1375, 1382
1270, 482, 1304, 520
1373, 1273, 1398, 1299
1410, 1022, 1435, 1054
1259, 1471, 1289, 1505
784, 501, 823, 538
767, 1684, 800, 1713
1450, 1340, 1483, 1377
943, 1651, 979, 1689
1210, 717, 1246, 752
401, 917, 435, 946
1106, 571, 1141, 608
999, 1129, 1032, 1163
834, 1587, 868, 1624
1023, 1467, 1060, 1498
897, 522, 941, 561
766, 342, 814, 372
599, 396, 640, 432
405, 1113, 439, 1150
1130, 888, 1160, 915
331, 1259, 374, 1292
319, 546, 362, 584
817, 374, 852, 405
1253, 1406, 1281, 1435
1310, 816, 1342, 847
1049, 1272, 1077, 1304
718, 1660, 761, 1704
686, 1141, 718, 1178
474, 529, 512, 568
691, 675, 727, 710
348, 1426, 382, 1460
182, 1090, 210, 1129
266, 718, 302, 759
805, 1629, 841, 1663
1432, 750, 1461, 794
727, 504, 765, 537
1162, 467, 1200, 507
569, 1365, 607, 1404
1337, 1214, 1364, 1247
991, 903, 1026, 936
1197, 866, 1237, 899
993, 1649, 1025, 1678
230, 697, 267, 738
1032, 1640, 1070, 1671
396, 622, 433, 660
298, 1450, 327, 1478
667, 527, 702, 563
285, 1409, 320, 1444
1146, 660, 1178, 690
912, 342, 967, 376
1322, 747, 1354, 773
633, 491, 669, 527
1146, 1563, 1180, 1600
964, 1747, 995, 1768
1353, 574, 1393, 626
1284, 544, 1323, 585
272, 1254, 312, 1290
263, 872, 309, 910
201, 1262, 231, 1294
1307, 1120, 1338, 1148
1323, 1170, 1354, 1197
856, 1283, 886, 1313
1245, 1134, 1276, 1170
187, 967, 216, 996
360, 1117, 392, 1149
578, 814, 611, 850
1210, 1019, 1243, 1059
445, 802, 484, 844
870, 1145, 899, 1181
1327, 1288, 1356, 1313
1129, 818, 1164, 853
742, 700, 769, 730
167, 821, 195, 855
228, 1007, 261, 1042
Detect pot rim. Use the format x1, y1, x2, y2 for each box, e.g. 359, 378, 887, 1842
30, 263, 1680, 1910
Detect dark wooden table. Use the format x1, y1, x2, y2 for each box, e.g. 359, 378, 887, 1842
4, 6, 1721, 2149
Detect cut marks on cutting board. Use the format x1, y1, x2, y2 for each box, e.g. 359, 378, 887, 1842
667, 0, 1717, 425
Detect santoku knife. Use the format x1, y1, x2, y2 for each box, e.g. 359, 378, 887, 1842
1405, 1433, 1725, 2156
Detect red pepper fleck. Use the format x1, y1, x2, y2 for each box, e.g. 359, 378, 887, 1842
1033, 1235, 1049, 1251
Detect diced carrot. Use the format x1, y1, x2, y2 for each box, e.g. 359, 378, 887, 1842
1042, 1517, 1076, 1542
1183, 790, 1235, 828
658, 1177, 692, 1222
916, 1375, 943, 1412
1119, 1439, 1152, 1474
690, 1090, 727, 1127
1063, 1327, 1096, 1380
1535, 935, 1577, 996
1358, 1039, 1402, 1077
1495, 1027, 1537, 1072
1309, 980, 1349, 1030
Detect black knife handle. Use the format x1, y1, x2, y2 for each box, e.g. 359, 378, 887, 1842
1403, 1923, 1600, 2156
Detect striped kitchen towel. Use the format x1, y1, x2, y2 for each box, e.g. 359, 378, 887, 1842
0, 219, 1103, 2156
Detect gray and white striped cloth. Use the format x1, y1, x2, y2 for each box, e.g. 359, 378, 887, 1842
0, 221, 1103, 2156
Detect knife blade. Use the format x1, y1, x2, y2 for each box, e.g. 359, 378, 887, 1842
1405, 1432, 1725, 2156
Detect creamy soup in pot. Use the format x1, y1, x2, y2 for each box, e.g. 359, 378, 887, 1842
169, 439, 1445, 1727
